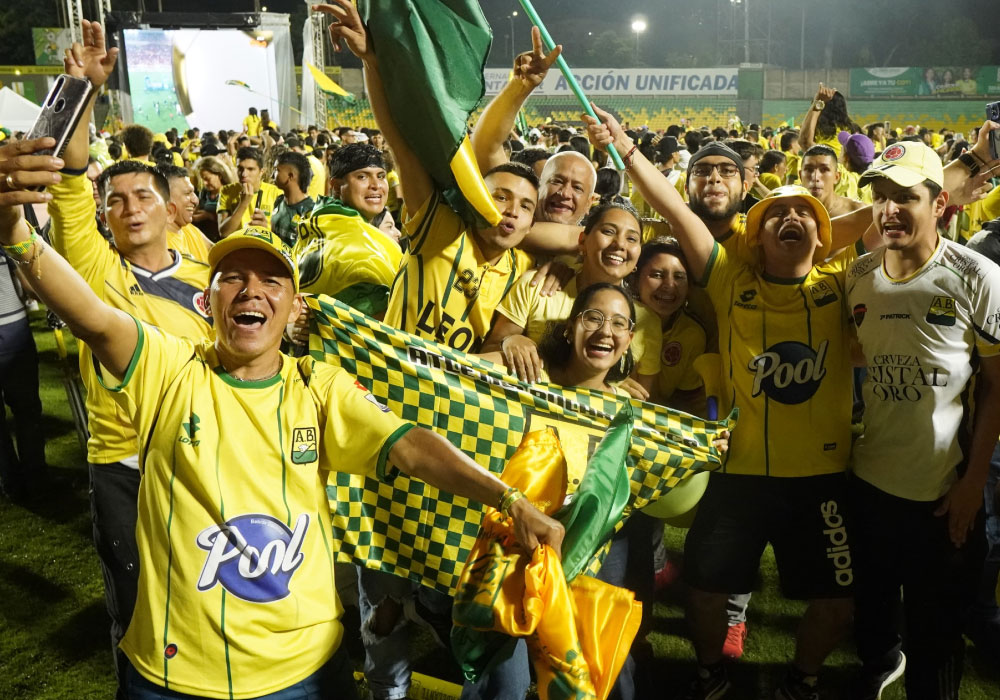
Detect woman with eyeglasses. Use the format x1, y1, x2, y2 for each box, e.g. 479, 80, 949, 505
536, 282, 637, 392
481, 197, 662, 400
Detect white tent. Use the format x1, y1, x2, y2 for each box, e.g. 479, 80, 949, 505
0, 86, 42, 132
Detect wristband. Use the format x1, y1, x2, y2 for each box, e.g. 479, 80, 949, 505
498, 486, 524, 516
2, 231, 38, 258
622, 144, 639, 169
958, 152, 980, 175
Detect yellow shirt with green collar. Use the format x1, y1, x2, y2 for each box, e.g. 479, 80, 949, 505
102, 319, 411, 699
384, 190, 533, 351
46, 171, 213, 466
495, 270, 662, 376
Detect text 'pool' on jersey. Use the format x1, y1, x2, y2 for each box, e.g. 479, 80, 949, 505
748, 340, 829, 404
196, 513, 309, 603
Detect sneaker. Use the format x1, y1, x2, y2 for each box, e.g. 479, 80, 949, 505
677, 664, 730, 700
851, 651, 905, 700
655, 560, 682, 591
721, 622, 747, 659
774, 671, 819, 700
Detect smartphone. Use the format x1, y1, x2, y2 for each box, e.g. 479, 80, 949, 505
24, 75, 94, 160
987, 101, 1000, 160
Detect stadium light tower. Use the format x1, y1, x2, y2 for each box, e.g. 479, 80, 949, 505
631, 17, 647, 65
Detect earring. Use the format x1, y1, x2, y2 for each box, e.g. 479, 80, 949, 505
619, 354, 626, 374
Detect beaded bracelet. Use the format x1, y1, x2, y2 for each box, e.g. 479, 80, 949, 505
2, 231, 38, 258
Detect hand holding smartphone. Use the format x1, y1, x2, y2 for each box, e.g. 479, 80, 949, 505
986, 101, 1000, 160
24, 75, 93, 161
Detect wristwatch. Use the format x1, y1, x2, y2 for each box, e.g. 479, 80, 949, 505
812, 100, 825, 112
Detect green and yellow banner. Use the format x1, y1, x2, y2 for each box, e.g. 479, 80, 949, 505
308, 295, 735, 595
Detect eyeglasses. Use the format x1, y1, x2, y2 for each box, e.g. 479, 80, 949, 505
689, 163, 741, 179
577, 308, 634, 336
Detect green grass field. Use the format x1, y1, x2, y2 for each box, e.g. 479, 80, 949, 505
1, 313, 998, 699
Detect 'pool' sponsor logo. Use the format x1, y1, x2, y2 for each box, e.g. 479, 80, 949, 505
196, 513, 308, 603
748, 340, 828, 404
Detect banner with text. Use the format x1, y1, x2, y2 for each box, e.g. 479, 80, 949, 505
850, 66, 1000, 98
484, 67, 738, 97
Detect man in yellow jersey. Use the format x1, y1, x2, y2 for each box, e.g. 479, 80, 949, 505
780, 129, 801, 185
312, 3, 540, 698
42, 21, 213, 700
286, 135, 327, 200
587, 107, 857, 700
846, 136, 1000, 700
800, 145, 866, 218
156, 163, 214, 263
217, 146, 282, 237
268, 150, 313, 247
0, 139, 564, 698
294, 143, 401, 318
241, 107, 261, 138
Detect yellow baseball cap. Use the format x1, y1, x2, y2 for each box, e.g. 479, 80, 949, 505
208, 226, 299, 292
744, 185, 832, 263
859, 141, 944, 189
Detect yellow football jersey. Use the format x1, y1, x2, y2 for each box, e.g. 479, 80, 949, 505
496, 270, 662, 375
295, 199, 402, 316
218, 181, 282, 230
955, 184, 1000, 242
47, 173, 212, 465
242, 114, 262, 138
306, 154, 327, 200
384, 191, 533, 351
168, 223, 212, 265
104, 320, 411, 699
703, 241, 856, 477
657, 309, 707, 400
784, 151, 801, 185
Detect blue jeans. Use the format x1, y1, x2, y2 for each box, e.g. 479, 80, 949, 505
124, 646, 358, 700
356, 567, 414, 700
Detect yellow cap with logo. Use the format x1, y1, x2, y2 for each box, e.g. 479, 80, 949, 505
744, 185, 833, 263
859, 141, 944, 189
208, 226, 299, 292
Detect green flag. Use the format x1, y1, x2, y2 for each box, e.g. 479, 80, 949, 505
361, 0, 494, 224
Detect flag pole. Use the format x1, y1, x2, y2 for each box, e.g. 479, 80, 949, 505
516, 0, 626, 170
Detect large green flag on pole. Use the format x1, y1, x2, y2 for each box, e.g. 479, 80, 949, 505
361, 0, 500, 226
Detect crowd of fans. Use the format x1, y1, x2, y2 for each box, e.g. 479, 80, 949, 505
1, 5, 1000, 700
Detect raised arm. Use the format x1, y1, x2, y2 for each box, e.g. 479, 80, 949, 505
313, 1, 433, 210
799, 83, 835, 152
584, 105, 715, 279
471, 27, 560, 172
1, 138, 136, 380
943, 120, 1000, 201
